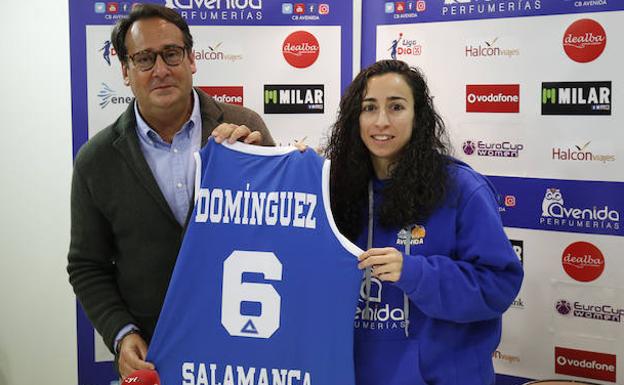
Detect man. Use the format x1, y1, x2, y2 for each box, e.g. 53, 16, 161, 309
67, 4, 273, 378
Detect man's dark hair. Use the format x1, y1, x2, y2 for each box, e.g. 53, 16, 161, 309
111, 4, 193, 63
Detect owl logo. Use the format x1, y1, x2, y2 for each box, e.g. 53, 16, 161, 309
542, 188, 564, 217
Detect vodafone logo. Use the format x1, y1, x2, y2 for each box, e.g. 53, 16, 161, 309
282, 31, 320, 69
466, 84, 519, 113
555, 347, 616, 382
198, 86, 244, 106
563, 19, 607, 63
561, 241, 605, 282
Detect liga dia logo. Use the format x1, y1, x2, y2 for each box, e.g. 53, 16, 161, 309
563, 18, 607, 63
282, 31, 320, 69
555, 346, 616, 382
561, 241, 605, 283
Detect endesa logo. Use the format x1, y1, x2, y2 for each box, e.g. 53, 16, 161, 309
282, 31, 320, 69
264, 84, 324, 114
542, 81, 611, 115
561, 241, 605, 283
198, 86, 243, 106
555, 346, 616, 382
98, 83, 133, 109
563, 18, 606, 63
466, 84, 519, 113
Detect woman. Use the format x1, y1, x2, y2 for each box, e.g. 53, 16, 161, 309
326, 60, 523, 385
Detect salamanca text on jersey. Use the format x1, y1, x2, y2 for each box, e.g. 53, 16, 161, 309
194, 184, 317, 229
182, 362, 312, 385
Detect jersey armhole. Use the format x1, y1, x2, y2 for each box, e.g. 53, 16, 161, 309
322, 160, 364, 258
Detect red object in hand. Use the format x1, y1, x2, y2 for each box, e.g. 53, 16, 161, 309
122, 369, 161, 385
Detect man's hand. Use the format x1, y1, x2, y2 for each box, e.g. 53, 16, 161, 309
211, 123, 263, 145
117, 333, 155, 379
358, 247, 404, 282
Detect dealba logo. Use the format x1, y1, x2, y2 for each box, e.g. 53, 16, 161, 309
164, 0, 263, 21
193, 42, 243, 63
464, 37, 519, 58
282, 31, 320, 69
542, 81, 611, 115
388, 33, 422, 61
98, 83, 133, 109
540, 188, 620, 234
264, 84, 324, 114
555, 346, 616, 382
556, 298, 624, 323
442, 0, 542, 17
462, 140, 524, 158
552, 141, 615, 164
561, 241, 605, 283
466, 84, 520, 113
198, 86, 243, 106
563, 18, 606, 63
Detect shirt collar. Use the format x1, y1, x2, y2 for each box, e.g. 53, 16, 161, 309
134, 89, 201, 145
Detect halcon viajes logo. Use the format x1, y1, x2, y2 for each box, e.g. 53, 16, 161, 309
563, 18, 606, 63
542, 81, 611, 115
555, 346, 616, 382
552, 141, 615, 163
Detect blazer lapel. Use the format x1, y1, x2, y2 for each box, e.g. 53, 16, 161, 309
197, 88, 224, 146
112, 102, 181, 228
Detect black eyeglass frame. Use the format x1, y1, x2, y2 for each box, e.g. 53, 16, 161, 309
127, 45, 189, 71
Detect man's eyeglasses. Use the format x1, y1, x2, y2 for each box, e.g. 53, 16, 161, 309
128, 45, 187, 71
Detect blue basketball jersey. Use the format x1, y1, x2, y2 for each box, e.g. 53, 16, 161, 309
147, 139, 362, 385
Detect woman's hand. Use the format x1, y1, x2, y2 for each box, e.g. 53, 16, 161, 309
358, 247, 404, 282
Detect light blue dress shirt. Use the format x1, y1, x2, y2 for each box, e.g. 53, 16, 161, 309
134, 90, 202, 225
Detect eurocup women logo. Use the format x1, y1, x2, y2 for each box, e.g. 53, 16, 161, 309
462, 140, 476, 155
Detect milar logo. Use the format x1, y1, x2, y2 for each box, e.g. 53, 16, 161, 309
555, 346, 616, 382
264, 85, 324, 114
542, 81, 611, 115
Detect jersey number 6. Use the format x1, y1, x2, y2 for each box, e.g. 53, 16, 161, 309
221, 250, 283, 339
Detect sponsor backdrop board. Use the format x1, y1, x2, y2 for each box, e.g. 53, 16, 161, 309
70, 1, 352, 384
362, 1, 624, 384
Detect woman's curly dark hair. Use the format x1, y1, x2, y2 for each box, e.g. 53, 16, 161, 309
326, 60, 451, 241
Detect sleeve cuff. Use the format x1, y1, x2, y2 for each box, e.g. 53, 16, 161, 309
394, 252, 424, 296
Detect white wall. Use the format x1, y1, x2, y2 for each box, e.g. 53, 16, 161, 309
0, 0, 76, 384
